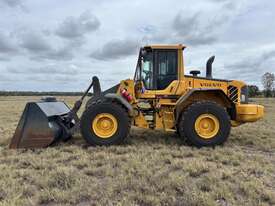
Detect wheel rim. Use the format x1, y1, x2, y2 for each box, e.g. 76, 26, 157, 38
194, 114, 220, 139
92, 113, 118, 138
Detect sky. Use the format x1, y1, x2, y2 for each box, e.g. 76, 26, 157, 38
0, 0, 274, 91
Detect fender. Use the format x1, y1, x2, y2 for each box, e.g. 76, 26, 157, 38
175, 88, 234, 121
105, 93, 134, 116
85, 83, 119, 109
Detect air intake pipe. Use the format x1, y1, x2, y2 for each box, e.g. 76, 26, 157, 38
206, 56, 215, 78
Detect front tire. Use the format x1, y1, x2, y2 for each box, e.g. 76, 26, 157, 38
178, 101, 231, 147
80, 102, 130, 146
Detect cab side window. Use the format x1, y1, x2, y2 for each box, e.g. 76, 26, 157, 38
141, 52, 154, 90
156, 50, 177, 90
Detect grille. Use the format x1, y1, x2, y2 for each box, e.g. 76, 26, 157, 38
228, 86, 239, 103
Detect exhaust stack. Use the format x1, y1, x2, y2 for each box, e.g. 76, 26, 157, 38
206, 56, 215, 78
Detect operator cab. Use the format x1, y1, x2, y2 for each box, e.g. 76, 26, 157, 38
134, 45, 184, 90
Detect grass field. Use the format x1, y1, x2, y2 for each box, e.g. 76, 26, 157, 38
0, 96, 274, 206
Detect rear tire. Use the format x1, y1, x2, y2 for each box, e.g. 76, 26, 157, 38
178, 101, 231, 147
80, 102, 130, 146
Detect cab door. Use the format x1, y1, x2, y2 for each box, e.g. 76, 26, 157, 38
155, 50, 178, 91
135, 49, 181, 99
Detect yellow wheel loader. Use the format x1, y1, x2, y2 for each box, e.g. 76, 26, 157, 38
10, 44, 264, 149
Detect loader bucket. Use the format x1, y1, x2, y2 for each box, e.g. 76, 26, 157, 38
10, 101, 72, 149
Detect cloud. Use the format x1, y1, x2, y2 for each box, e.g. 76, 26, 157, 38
227, 50, 275, 71
0, 0, 22, 8
0, 32, 18, 54
143, 1, 243, 46
223, 49, 275, 84
0, 0, 27, 11
208, 0, 230, 3
172, 12, 218, 46
90, 39, 139, 60
0, 57, 10, 61
169, 4, 240, 46
53, 75, 76, 83
38, 38, 85, 61
18, 30, 75, 61
139, 13, 217, 46
90, 1, 241, 61
31, 49, 74, 61
7, 64, 78, 75
0, 74, 12, 82
20, 32, 52, 53
56, 11, 100, 39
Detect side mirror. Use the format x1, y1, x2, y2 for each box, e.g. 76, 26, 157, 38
141, 49, 147, 57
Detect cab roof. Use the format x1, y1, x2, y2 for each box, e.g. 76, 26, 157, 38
143, 44, 186, 50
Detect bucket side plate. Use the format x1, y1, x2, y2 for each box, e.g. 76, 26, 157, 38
9, 103, 60, 149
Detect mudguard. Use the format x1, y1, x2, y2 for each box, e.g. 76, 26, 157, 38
104, 93, 134, 116
175, 88, 233, 121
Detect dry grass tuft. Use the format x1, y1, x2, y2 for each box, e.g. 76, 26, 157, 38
0, 96, 274, 205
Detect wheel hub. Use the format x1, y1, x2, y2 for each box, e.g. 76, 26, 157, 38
92, 113, 118, 138
195, 114, 220, 139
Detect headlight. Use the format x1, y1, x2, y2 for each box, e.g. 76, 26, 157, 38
241, 86, 248, 103
241, 94, 246, 103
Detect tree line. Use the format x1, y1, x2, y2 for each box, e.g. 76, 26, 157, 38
249, 72, 275, 97
0, 91, 92, 96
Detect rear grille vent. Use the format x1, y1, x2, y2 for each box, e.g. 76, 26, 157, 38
228, 86, 238, 103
